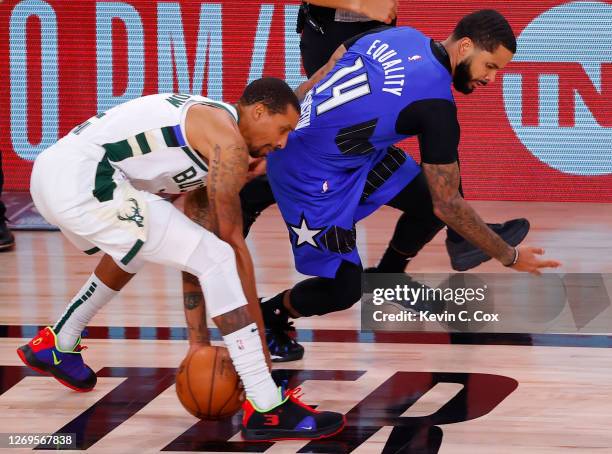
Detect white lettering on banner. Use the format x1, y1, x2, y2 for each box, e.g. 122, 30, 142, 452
7, 1, 308, 161
96, 2, 144, 112
10, 0, 58, 160
503, 1, 612, 176
157, 2, 223, 99
247, 4, 273, 84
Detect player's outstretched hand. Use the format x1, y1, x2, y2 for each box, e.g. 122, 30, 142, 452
358, 0, 397, 24
511, 246, 561, 275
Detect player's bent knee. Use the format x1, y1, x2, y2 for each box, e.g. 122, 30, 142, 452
184, 232, 248, 319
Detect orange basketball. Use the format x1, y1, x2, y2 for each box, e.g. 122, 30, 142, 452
175, 345, 244, 420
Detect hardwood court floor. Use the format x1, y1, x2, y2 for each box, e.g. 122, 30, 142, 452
0, 201, 611, 453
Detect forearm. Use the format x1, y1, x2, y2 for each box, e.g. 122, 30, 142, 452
295, 44, 347, 101
435, 198, 515, 265
229, 240, 269, 356
295, 72, 322, 102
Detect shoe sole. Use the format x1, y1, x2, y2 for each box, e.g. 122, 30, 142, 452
242, 415, 346, 441
450, 220, 530, 271
16, 345, 95, 393
0, 242, 15, 251
271, 349, 305, 363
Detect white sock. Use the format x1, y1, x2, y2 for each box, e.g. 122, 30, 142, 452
53, 274, 117, 351
223, 323, 282, 410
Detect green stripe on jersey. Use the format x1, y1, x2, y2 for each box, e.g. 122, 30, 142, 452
93, 157, 116, 202
102, 140, 133, 162
181, 146, 208, 171
135, 132, 151, 154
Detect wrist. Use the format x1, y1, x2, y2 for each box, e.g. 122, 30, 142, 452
503, 247, 519, 267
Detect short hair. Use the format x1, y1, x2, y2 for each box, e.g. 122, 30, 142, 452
452, 9, 517, 54
239, 77, 301, 115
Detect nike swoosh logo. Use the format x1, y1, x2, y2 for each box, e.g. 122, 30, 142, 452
251, 328, 258, 333
52, 351, 62, 366
302, 426, 313, 430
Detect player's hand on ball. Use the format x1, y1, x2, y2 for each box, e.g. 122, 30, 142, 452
358, 0, 397, 24
511, 246, 561, 275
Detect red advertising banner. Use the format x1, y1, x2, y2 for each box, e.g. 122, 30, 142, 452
1, 0, 611, 201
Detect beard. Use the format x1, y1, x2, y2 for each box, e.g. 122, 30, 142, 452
453, 58, 474, 95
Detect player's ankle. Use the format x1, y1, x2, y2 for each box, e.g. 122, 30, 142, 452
260, 292, 290, 326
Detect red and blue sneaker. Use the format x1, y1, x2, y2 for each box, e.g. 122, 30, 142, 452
16, 327, 97, 392
241, 388, 346, 441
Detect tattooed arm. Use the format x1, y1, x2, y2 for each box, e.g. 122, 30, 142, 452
422, 162, 560, 274
185, 106, 271, 365
182, 188, 211, 347
414, 101, 560, 274
423, 162, 515, 263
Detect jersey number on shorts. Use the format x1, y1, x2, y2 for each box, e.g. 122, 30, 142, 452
315, 57, 371, 115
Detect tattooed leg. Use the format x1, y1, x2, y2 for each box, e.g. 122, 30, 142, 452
182, 271, 209, 346
212, 305, 252, 335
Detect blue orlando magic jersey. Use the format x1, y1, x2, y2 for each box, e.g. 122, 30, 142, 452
267, 26, 455, 278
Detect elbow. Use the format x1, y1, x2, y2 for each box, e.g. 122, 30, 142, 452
217, 227, 244, 250
432, 200, 456, 223
432, 203, 448, 222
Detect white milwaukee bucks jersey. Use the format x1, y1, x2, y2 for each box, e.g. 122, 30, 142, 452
69, 93, 238, 202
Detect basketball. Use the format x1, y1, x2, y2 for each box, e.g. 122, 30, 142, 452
175, 346, 244, 420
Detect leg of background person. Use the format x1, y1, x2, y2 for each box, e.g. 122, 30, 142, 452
0, 149, 15, 251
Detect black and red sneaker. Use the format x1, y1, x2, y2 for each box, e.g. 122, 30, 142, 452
241, 388, 346, 441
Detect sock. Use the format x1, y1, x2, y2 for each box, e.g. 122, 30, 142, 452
446, 227, 464, 243
53, 274, 117, 351
377, 246, 413, 272
260, 291, 289, 327
223, 323, 282, 410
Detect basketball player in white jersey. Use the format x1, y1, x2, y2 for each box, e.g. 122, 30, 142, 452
17, 78, 346, 441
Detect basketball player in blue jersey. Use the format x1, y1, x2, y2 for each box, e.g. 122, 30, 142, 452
255, 10, 561, 354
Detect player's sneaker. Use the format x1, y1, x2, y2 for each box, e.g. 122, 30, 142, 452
16, 327, 97, 392
0, 217, 15, 251
446, 218, 530, 271
241, 388, 346, 441
266, 320, 304, 363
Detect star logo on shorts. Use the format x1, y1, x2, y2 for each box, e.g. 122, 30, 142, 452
288, 214, 325, 249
